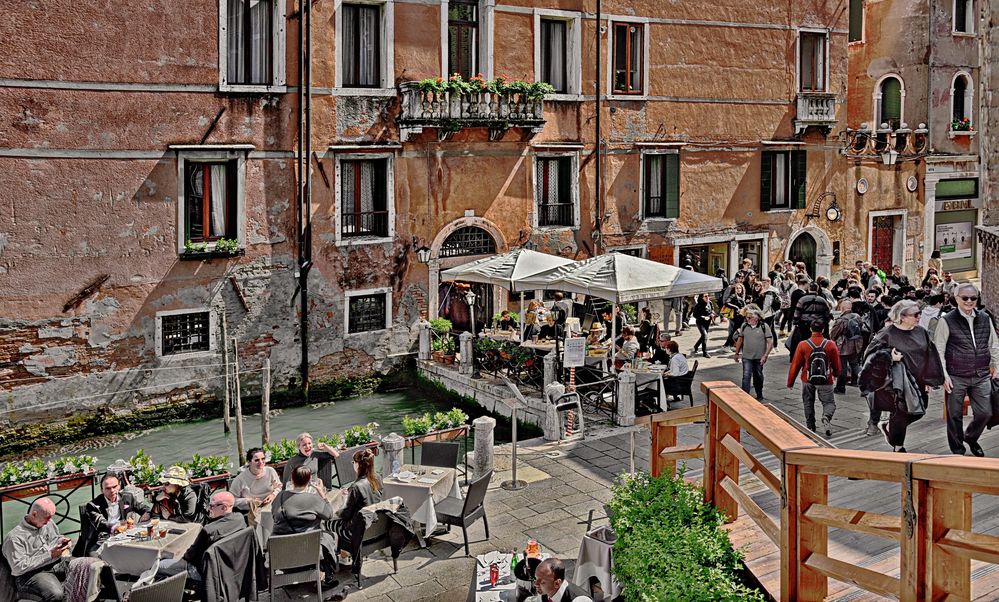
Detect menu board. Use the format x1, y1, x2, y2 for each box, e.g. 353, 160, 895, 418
563, 336, 585, 368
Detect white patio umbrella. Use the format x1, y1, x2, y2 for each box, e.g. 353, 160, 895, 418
439, 249, 575, 338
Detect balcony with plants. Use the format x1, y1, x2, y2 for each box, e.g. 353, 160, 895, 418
399, 74, 552, 141
948, 117, 976, 139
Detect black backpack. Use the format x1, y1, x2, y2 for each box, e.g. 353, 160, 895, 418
845, 316, 862, 340
807, 340, 830, 384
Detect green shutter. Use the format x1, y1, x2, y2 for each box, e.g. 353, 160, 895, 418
760, 152, 773, 212
849, 0, 863, 42
792, 150, 807, 209
881, 78, 901, 126
665, 154, 680, 219
935, 178, 978, 199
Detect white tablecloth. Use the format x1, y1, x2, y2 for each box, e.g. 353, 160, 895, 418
382, 465, 461, 538
473, 552, 517, 601
98, 521, 201, 576
632, 368, 668, 411
574, 526, 621, 601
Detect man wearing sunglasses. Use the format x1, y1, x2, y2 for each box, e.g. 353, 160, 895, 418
934, 283, 999, 456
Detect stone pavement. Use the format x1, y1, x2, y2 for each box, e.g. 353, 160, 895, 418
269, 320, 988, 601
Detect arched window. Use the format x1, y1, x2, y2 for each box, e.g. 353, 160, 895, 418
878, 77, 902, 129
951, 73, 973, 128
440, 226, 496, 258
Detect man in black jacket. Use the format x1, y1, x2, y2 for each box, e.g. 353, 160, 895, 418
75, 473, 151, 557
156, 491, 246, 585
788, 282, 831, 352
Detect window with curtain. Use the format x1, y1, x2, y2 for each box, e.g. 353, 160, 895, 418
954, 0, 972, 32
340, 158, 389, 237
879, 77, 902, 129
540, 19, 567, 93
343, 4, 381, 87
448, 0, 478, 79
760, 151, 806, 211
536, 157, 574, 227
226, 0, 273, 85
185, 162, 234, 243
849, 0, 863, 42
952, 75, 968, 122
799, 32, 826, 92
643, 154, 680, 219
612, 23, 643, 94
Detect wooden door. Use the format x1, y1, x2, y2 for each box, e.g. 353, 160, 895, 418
871, 216, 895, 270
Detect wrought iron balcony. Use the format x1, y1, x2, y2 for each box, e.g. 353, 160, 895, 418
794, 92, 838, 134
398, 82, 546, 141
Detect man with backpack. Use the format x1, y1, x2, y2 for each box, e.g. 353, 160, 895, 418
830, 299, 866, 394
787, 320, 842, 436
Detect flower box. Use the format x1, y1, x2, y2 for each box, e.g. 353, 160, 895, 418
54, 472, 97, 492
948, 129, 977, 139
179, 248, 245, 261
0, 470, 97, 500
139, 471, 232, 494
405, 425, 469, 447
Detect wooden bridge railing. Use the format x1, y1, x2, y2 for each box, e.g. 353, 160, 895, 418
641, 380, 999, 601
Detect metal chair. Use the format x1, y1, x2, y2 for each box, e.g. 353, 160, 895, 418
127, 571, 186, 602
664, 360, 698, 406
268, 531, 323, 601
419, 441, 460, 469
434, 469, 493, 556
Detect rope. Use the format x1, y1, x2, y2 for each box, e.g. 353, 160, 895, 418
1, 362, 231, 386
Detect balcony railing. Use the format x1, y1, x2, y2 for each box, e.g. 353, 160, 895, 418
794, 92, 838, 134
398, 82, 547, 141
341, 210, 389, 239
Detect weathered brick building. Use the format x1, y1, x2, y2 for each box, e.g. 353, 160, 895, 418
978, 0, 999, 315
6, 0, 979, 425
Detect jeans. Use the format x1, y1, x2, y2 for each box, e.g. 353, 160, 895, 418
945, 373, 993, 453
724, 316, 743, 347
835, 355, 860, 391
779, 308, 794, 332
693, 323, 709, 355
15, 558, 68, 601
741, 359, 764, 397
801, 382, 836, 431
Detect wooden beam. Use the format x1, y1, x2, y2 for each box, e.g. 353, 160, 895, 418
938, 528, 999, 565
721, 433, 780, 495
802, 504, 900, 540
786, 448, 931, 482
702, 382, 816, 456
720, 476, 778, 545
803, 552, 900, 600
929, 487, 972, 600
650, 421, 676, 477
798, 473, 829, 601
659, 443, 704, 461
647, 405, 706, 425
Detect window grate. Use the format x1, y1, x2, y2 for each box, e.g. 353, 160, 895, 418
440, 227, 496, 258
536, 157, 575, 227
348, 294, 387, 334
161, 312, 211, 356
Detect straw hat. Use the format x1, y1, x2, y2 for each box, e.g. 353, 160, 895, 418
589, 322, 604, 333
160, 465, 190, 487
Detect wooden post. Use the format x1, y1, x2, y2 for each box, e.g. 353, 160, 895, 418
781, 462, 800, 601
797, 472, 828, 601
928, 486, 972, 600
261, 358, 271, 445
704, 392, 740, 523
651, 421, 677, 477
232, 337, 245, 462
899, 478, 927, 601
221, 313, 231, 434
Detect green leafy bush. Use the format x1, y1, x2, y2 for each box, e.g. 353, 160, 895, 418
0, 454, 99, 489
415, 74, 554, 100
214, 237, 241, 254
428, 318, 453, 334
183, 454, 232, 479
128, 449, 163, 487
402, 414, 434, 437
263, 439, 298, 463
343, 422, 379, 447
608, 470, 765, 602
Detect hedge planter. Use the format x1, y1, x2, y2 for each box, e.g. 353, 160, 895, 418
138, 472, 232, 494
405, 425, 469, 447
0, 470, 97, 500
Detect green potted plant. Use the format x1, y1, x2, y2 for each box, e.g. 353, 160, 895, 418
342, 422, 380, 448
402, 413, 434, 438
429, 318, 455, 363
127, 449, 163, 489
951, 117, 972, 132
263, 438, 298, 472
183, 454, 232, 481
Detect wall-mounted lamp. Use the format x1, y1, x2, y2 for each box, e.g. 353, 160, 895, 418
415, 246, 432, 264
806, 192, 842, 223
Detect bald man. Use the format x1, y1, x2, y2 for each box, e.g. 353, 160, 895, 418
534, 558, 593, 602
156, 491, 245, 584
2, 497, 72, 601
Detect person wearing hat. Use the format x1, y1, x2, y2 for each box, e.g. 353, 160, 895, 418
152, 466, 201, 523
585, 322, 605, 347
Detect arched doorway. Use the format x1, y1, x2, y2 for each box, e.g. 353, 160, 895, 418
789, 232, 817, 278
436, 226, 497, 333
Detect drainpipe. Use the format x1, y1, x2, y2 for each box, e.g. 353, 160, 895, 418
297, 0, 313, 400
594, 0, 602, 256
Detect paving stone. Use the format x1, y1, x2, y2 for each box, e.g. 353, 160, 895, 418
506, 505, 539, 519
386, 578, 445, 602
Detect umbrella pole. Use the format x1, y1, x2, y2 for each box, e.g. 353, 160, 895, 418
519, 292, 525, 341
611, 302, 617, 371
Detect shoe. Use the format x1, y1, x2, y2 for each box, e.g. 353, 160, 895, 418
865, 421, 879, 437
894, 446, 907, 453
968, 441, 986, 457
821, 416, 832, 437
322, 575, 340, 589
879, 421, 891, 447
703, 351, 709, 358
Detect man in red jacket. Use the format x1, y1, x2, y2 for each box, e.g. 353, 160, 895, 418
787, 320, 842, 436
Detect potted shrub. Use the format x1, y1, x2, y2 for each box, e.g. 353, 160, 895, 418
263, 438, 298, 472
429, 318, 455, 363
404, 407, 469, 445
183, 454, 232, 485
127, 449, 163, 490
342, 422, 380, 448
0, 455, 98, 499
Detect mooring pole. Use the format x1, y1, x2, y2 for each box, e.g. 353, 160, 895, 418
232, 337, 245, 461
261, 358, 271, 445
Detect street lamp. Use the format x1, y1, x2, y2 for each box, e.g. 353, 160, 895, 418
415, 245, 432, 264
464, 289, 478, 339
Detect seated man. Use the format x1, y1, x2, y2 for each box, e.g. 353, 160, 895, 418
76, 473, 151, 557
2, 497, 73, 601
156, 491, 245, 586
498, 310, 518, 332
534, 558, 593, 602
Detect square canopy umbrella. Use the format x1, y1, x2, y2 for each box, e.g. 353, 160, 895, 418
439, 249, 576, 338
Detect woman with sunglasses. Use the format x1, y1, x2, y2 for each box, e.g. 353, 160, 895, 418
229, 447, 282, 513
861, 300, 944, 451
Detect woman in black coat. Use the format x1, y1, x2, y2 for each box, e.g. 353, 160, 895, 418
692, 293, 714, 358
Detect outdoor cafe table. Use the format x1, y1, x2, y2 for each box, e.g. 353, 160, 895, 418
521, 340, 555, 354
98, 520, 201, 576
382, 464, 461, 542
630, 365, 669, 412
480, 329, 519, 342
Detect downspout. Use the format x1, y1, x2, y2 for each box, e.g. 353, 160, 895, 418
298, 0, 314, 400
594, 0, 602, 256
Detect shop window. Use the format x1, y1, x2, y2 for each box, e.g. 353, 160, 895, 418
760, 151, 806, 211
643, 153, 680, 219
347, 291, 390, 334
612, 22, 643, 95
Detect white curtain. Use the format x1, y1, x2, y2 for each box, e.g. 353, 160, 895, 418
646, 155, 661, 215
344, 6, 379, 86
227, 0, 246, 83
228, 0, 271, 84
249, 0, 272, 84
542, 20, 566, 92
210, 164, 228, 237
774, 154, 787, 207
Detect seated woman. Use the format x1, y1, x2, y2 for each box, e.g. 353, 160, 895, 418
522, 311, 539, 340
282, 432, 340, 489
152, 465, 201, 523
614, 327, 640, 369
537, 314, 558, 340
498, 310, 518, 331
332, 449, 383, 572
649, 333, 672, 364
586, 323, 605, 347
271, 466, 338, 588
229, 447, 282, 514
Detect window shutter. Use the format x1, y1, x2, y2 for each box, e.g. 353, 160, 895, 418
665, 154, 680, 218
760, 152, 773, 212
792, 150, 807, 209
848, 0, 863, 42
881, 78, 902, 125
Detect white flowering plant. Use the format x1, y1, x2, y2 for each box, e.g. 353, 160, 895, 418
343, 422, 380, 447
0, 454, 97, 489
183, 454, 232, 479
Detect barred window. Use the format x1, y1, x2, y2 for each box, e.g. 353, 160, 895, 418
440, 227, 496, 258
340, 158, 389, 238
348, 293, 387, 334
161, 312, 211, 356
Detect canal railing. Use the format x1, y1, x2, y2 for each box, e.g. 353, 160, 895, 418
642, 380, 999, 601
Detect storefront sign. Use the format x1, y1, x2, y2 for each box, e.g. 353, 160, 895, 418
937, 199, 973, 212
935, 222, 974, 259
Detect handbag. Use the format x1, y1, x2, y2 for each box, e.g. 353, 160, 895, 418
720, 306, 735, 319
